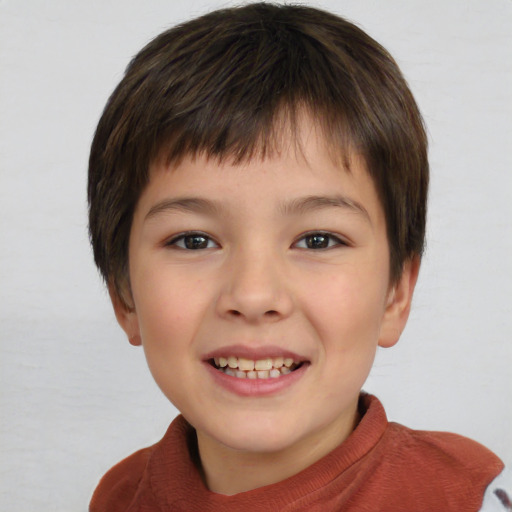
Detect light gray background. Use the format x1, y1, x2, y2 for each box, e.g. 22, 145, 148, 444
1, 1, 511, 510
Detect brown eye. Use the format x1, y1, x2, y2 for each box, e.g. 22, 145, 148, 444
294, 232, 345, 250
168, 232, 218, 250
184, 235, 209, 249
305, 234, 329, 249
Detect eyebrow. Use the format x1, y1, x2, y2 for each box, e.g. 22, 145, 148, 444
145, 194, 371, 223
279, 195, 371, 222
145, 197, 222, 220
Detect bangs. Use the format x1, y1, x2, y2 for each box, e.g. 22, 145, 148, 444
155, 102, 356, 171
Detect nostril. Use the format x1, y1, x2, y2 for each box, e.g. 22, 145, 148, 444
264, 310, 279, 317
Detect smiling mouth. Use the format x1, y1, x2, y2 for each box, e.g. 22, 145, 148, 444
211, 356, 303, 379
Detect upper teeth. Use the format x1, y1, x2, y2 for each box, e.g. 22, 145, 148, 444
215, 356, 295, 371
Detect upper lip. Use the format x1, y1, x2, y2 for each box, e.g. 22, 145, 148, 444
202, 344, 309, 362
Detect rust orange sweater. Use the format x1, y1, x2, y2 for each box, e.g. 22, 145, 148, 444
90, 394, 504, 511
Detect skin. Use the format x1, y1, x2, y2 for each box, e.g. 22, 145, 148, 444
112, 121, 419, 495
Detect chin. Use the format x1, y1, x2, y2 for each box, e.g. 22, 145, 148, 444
199, 414, 305, 454
213, 413, 314, 454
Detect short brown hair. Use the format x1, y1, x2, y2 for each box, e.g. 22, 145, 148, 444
88, 2, 428, 307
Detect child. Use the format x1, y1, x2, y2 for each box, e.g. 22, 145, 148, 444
88, 3, 510, 510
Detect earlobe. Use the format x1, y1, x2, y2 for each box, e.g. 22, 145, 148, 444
108, 284, 142, 346
378, 256, 420, 348
128, 334, 142, 346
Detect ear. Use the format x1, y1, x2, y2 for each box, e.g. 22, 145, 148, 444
108, 284, 142, 346
378, 256, 420, 348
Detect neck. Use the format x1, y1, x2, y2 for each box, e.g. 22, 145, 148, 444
196, 405, 360, 495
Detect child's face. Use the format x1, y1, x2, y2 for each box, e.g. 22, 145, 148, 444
114, 122, 415, 465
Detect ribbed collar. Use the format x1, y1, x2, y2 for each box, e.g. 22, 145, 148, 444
146, 393, 388, 511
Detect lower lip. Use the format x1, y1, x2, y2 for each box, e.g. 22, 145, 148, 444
204, 362, 309, 397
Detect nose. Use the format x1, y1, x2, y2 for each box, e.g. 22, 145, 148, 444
216, 247, 293, 324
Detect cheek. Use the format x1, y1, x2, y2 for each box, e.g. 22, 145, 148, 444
299, 263, 389, 384
130, 269, 210, 408
314, 275, 385, 399
307, 265, 387, 333
131, 264, 209, 351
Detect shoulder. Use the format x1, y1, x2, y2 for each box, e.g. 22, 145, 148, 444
88, 415, 193, 512
89, 445, 155, 512
385, 422, 504, 477
381, 422, 505, 508
395, 423, 499, 461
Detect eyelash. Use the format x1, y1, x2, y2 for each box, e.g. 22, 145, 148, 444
165, 231, 219, 250
165, 231, 347, 251
293, 231, 347, 250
